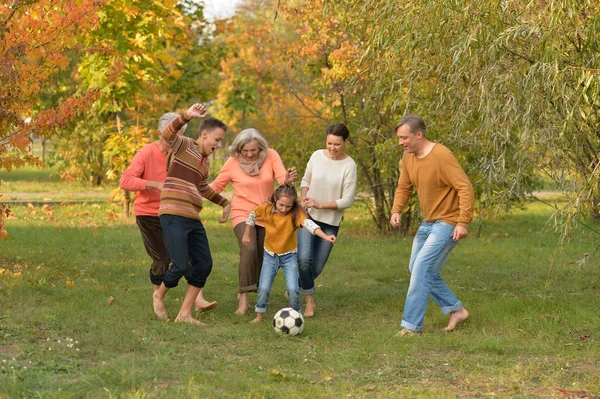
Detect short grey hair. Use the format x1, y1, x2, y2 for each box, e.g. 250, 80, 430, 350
158, 112, 187, 134
395, 114, 426, 137
228, 128, 269, 157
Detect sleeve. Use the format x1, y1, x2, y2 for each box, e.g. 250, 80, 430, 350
270, 149, 288, 185
199, 160, 230, 207
440, 152, 474, 227
301, 218, 319, 234
246, 211, 257, 226
119, 150, 147, 192
335, 161, 357, 210
160, 112, 191, 154
209, 157, 234, 193
300, 152, 315, 189
391, 157, 414, 214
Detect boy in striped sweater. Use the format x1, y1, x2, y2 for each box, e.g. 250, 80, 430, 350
153, 103, 231, 324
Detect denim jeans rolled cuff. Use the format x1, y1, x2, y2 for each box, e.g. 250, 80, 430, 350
400, 319, 422, 332
441, 300, 463, 315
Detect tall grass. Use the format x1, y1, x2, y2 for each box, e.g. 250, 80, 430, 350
0, 186, 599, 397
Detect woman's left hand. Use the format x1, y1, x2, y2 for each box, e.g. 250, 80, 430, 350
285, 167, 297, 184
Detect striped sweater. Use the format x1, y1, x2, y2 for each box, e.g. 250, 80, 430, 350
158, 112, 230, 221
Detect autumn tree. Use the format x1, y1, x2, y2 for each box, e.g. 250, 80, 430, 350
0, 0, 103, 238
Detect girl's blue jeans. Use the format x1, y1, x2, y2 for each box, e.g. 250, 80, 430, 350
401, 220, 463, 332
255, 251, 301, 313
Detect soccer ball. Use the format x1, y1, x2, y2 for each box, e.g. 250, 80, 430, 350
273, 307, 304, 336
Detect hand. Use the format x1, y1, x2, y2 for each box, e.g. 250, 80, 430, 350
242, 234, 250, 247
219, 204, 231, 224
146, 181, 164, 191
390, 213, 401, 228
303, 197, 320, 209
300, 197, 308, 212
325, 235, 337, 245
284, 167, 297, 184
452, 225, 468, 241
187, 103, 207, 119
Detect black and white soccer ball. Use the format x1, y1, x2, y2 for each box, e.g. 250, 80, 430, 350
273, 307, 304, 336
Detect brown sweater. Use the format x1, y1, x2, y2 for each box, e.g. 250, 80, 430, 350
391, 144, 474, 228
158, 112, 230, 221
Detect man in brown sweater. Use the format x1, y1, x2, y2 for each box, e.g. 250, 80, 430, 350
390, 114, 473, 335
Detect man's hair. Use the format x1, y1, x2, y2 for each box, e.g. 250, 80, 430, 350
395, 114, 426, 137
228, 128, 269, 157
325, 123, 350, 140
158, 112, 187, 134
199, 117, 227, 134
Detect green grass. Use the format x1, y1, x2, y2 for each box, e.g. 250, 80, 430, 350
1, 174, 599, 398
0, 166, 112, 201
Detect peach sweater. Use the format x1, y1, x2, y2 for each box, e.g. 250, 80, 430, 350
210, 149, 288, 227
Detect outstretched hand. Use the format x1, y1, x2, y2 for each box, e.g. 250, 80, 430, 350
187, 103, 207, 119
284, 167, 297, 184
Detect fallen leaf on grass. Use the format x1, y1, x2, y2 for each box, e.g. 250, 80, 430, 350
270, 369, 288, 380
107, 296, 115, 304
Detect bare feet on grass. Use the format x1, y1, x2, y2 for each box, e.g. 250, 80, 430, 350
443, 307, 469, 332
195, 300, 218, 313
152, 292, 168, 320
235, 292, 248, 316
304, 294, 315, 318
250, 313, 264, 323
194, 288, 218, 312
174, 315, 205, 325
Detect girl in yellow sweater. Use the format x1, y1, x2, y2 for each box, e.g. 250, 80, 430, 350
242, 184, 336, 323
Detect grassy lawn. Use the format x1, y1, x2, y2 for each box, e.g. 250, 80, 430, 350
1, 172, 599, 398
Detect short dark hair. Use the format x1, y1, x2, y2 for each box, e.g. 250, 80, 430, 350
325, 123, 350, 141
199, 117, 227, 133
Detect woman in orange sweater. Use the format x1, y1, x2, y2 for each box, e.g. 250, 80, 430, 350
210, 129, 296, 315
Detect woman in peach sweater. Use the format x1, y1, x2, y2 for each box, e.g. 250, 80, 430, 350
210, 129, 296, 314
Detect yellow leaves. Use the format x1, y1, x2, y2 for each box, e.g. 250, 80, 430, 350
66, 278, 75, 288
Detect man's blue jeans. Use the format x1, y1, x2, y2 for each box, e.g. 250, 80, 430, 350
255, 251, 301, 313
401, 220, 463, 332
297, 220, 339, 294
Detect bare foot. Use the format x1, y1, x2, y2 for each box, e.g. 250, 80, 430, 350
304, 294, 315, 318
235, 292, 248, 316
443, 307, 469, 332
174, 315, 205, 325
250, 314, 264, 323
152, 292, 168, 320
195, 301, 218, 313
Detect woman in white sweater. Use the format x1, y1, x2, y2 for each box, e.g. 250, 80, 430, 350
297, 123, 357, 317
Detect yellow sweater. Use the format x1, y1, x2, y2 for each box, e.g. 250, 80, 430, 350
252, 204, 307, 254
391, 144, 474, 228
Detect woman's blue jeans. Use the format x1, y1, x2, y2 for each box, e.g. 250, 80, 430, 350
159, 214, 212, 289
255, 251, 301, 313
401, 220, 463, 332
297, 220, 339, 294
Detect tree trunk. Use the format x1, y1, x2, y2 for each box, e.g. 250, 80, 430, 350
123, 189, 132, 218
